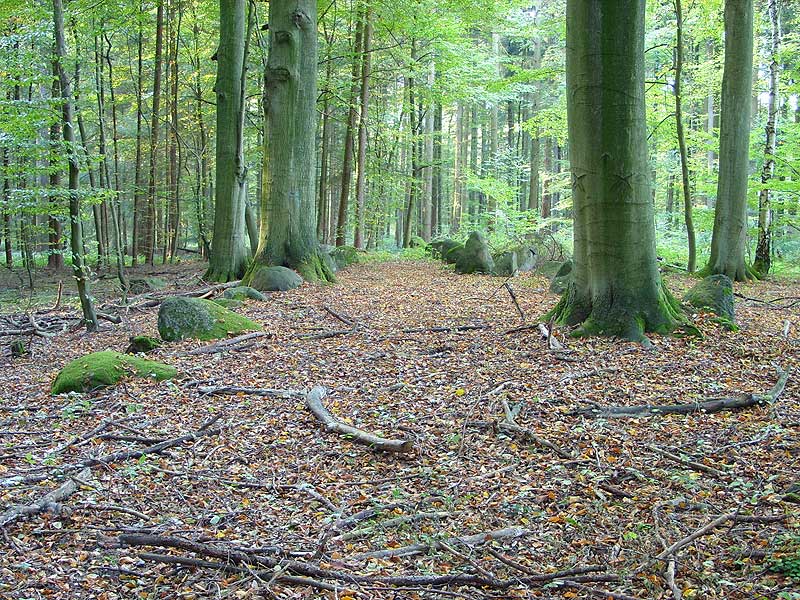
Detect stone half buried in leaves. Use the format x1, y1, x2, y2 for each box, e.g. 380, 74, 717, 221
52, 350, 177, 394
157, 296, 261, 342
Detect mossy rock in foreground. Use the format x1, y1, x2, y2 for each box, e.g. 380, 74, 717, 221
684, 274, 736, 327
249, 265, 303, 292
52, 350, 177, 394
125, 335, 162, 354
223, 286, 268, 301
157, 296, 261, 342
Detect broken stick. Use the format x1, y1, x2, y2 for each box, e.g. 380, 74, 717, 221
0, 468, 92, 528
305, 387, 415, 454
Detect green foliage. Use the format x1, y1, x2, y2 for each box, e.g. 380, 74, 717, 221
768, 536, 800, 581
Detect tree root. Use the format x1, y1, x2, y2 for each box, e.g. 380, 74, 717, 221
305, 387, 415, 454
571, 367, 789, 419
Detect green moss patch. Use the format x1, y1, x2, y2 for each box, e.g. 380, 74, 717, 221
52, 351, 177, 394
223, 286, 268, 301
157, 296, 261, 342
125, 335, 162, 354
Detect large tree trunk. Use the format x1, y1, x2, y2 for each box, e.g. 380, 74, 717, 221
706, 0, 755, 281
206, 0, 251, 281
53, 0, 98, 331
353, 6, 373, 249
166, 3, 182, 263
334, 14, 363, 247
674, 0, 696, 273
244, 0, 333, 283
47, 70, 64, 269
753, 0, 779, 276
547, 0, 685, 341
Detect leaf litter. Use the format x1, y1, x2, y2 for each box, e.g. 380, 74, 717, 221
0, 259, 798, 599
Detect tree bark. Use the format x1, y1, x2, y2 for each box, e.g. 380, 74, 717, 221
548, 0, 685, 341
334, 14, 363, 247
706, 0, 755, 281
131, 12, 145, 265
674, 0, 696, 273
353, 6, 373, 249
53, 0, 98, 331
753, 0, 780, 276
206, 0, 251, 281
244, 0, 334, 283
144, 1, 165, 265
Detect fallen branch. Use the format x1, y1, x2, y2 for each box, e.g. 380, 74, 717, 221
0, 415, 222, 488
305, 387, 415, 454
572, 368, 789, 418
352, 527, 530, 561
504, 283, 525, 321
0, 468, 92, 528
331, 511, 452, 543
560, 367, 620, 384
646, 444, 728, 478
294, 328, 356, 340
401, 324, 491, 334
323, 306, 356, 327
185, 332, 270, 355
195, 385, 302, 398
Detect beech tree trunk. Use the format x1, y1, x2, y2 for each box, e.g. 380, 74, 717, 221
244, 0, 334, 283
706, 0, 755, 281
548, 0, 685, 341
53, 0, 98, 331
353, 6, 373, 249
753, 0, 779, 276
206, 0, 250, 281
674, 0, 696, 273
145, 1, 165, 265
334, 14, 363, 247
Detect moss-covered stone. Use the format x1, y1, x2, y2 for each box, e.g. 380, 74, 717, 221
125, 335, 162, 354
514, 246, 538, 272
223, 286, 268, 301
455, 231, 494, 274
213, 298, 243, 310
410, 235, 428, 249
329, 246, 360, 270
249, 265, 303, 292
128, 276, 167, 295
430, 238, 462, 261
684, 274, 736, 327
157, 296, 261, 342
10, 339, 28, 358
52, 350, 177, 394
549, 259, 573, 294
492, 251, 518, 276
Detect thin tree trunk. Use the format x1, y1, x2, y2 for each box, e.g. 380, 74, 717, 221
317, 50, 333, 243
2, 145, 12, 266
145, 0, 165, 265
674, 0, 696, 273
754, 0, 780, 275
432, 102, 442, 236
47, 68, 64, 269
131, 13, 145, 265
335, 13, 363, 247
353, 6, 373, 249
53, 0, 97, 331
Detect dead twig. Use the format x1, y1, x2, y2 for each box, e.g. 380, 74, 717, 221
0, 468, 92, 528
305, 387, 415, 454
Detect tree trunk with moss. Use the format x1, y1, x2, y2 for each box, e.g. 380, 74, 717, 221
706, 0, 755, 281
547, 0, 685, 341
206, 0, 250, 282
244, 0, 334, 284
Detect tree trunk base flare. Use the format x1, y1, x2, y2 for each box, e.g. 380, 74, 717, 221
305, 386, 415, 454
545, 277, 698, 342
697, 262, 761, 284
204, 263, 248, 285
243, 249, 336, 286
572, 367, 788, 418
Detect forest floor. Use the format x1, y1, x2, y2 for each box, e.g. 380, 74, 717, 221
1, 258, 799, 600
